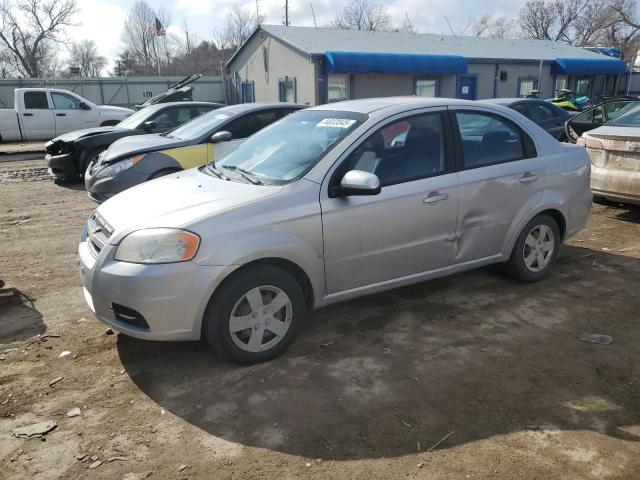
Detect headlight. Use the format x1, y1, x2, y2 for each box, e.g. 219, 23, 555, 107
95, 155, 144, 179
114, 228, 200, 264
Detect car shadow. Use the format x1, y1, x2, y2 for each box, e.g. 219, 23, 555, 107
0, 288, 45, 343
54, 177, 86, 191
117, 245, 640, 460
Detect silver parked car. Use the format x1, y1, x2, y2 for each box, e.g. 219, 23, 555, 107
79, 98, 592, 364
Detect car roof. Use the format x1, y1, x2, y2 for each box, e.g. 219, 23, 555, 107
479, 98, 528, 106
216, 102, 306, 116
310, 97, 478, 114
153, 101, 224, 108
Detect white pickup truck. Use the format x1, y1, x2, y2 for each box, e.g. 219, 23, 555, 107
0, 88, 133, 142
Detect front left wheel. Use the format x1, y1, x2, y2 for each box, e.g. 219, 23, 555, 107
203, 265, 306, 364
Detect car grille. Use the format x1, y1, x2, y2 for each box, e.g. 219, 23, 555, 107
87, 212, 113, 257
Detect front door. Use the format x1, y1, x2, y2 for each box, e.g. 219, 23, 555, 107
320, 109, 459, 294
458, 76, 477, 100
50, 91, 97, 134
451, 108, 548, 263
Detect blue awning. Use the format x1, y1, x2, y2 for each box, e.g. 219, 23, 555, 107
552, 58, 627, 76
324, 51, 467, 75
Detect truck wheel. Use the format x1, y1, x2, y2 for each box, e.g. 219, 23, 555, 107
203, 265, 306, 364
504, 214, 560, 283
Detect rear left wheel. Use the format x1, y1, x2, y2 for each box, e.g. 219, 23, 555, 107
203, 265, 306, 364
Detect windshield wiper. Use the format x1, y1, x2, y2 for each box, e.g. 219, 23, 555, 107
205, 163, 230, 180
221, 165, 263, 185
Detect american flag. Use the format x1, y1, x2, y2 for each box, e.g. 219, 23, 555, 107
155, 17, 166, 36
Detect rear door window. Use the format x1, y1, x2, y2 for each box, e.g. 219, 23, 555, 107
455, 111, 528, 168
24, 91, 49, 109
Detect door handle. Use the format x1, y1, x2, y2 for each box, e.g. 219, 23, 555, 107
56, 113, 66, 117
423, 192, 448, 204
23, 113, 33, 117
519, 173, 538, 184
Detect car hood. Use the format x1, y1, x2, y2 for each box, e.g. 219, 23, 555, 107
586, 125, 640, 140
99, 105, 134, 114
102, 134, 188, 162
97, 167, 282, 240
48, 126, 128, 145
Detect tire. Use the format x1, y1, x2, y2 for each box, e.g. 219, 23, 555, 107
149, 168, 180, 180
203, 265, 306, 364
504, 214, 561, 283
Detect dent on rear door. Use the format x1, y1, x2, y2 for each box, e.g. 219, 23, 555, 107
454, 158, 548, 263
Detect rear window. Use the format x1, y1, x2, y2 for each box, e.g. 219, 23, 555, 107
606, 105, 640, 127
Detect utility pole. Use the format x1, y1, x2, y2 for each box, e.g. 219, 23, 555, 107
285, 0, 289, 26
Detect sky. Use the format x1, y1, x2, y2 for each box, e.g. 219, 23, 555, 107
68, 0, 524, 68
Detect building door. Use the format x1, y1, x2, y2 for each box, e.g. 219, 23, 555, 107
458, 76, 477, 100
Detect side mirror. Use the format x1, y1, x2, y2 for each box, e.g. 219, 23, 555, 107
79, 102, 91, 110
211, 131, 232, 143
331, 170, 381, 197
143, 120, 157, 131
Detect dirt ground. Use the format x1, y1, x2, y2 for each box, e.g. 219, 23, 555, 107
1, 159, 639, 480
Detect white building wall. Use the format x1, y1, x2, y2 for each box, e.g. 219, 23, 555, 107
228, 33, 316, 105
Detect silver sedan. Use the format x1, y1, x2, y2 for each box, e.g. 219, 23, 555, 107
79, 97, 592, 364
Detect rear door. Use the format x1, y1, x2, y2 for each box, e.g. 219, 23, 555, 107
50, 91, 97, 134
451, 108, 547, 263
20, 91, 55, 140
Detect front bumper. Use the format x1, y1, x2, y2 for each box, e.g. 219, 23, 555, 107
78, 227, 234, 341
46, 152, 78, 179
591, 164, 640, 205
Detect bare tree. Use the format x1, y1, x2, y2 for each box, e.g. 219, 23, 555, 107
329, 0, 391, 31
212, 3, 263, 50
0, 0, 78, 78
68, 39, 106, 77
122, 0, 171, 74
603, 0, 640, 58
518, 0, 615, 45
471, 14, 514, 38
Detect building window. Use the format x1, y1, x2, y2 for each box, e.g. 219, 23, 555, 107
575, 78, 591, 97
278, 76, 297, 103
415, 78, 438, 97
327, 74, 349, 103
554, 75, 568, 93
241, 80, 255, 103
517, 77, 538, 97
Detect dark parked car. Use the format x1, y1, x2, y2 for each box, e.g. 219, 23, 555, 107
564, 98, 640, 143
480, 98, 572, 140
46, 101, 222, 180
85, 102, 305, 203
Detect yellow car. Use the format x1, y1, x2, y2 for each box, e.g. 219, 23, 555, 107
85, 103, 304, 202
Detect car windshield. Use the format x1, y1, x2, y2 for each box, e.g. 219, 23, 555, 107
211, 110, 367, 185
115, 107, 158, 130
168, 109, 233, 140
606, 104, 640, 127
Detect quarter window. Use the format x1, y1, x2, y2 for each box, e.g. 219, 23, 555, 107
455, 112, 526, 168
51, 92, 82, 109
339, 112, 446, 187
24, 91, 49, 109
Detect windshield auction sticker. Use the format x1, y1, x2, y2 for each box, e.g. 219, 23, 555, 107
316, 118, 356, 128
